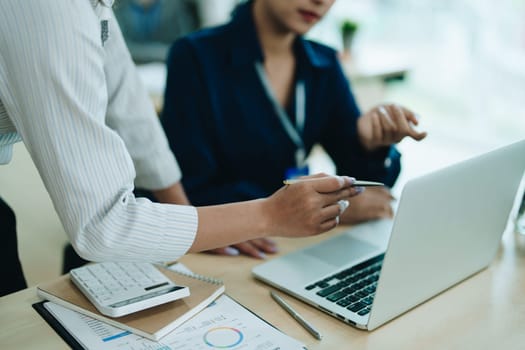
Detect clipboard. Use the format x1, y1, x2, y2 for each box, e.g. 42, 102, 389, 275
32, 294, 307, 349
32, 301, 83, 350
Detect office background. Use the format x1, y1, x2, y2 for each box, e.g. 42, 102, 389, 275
0, 0, 524, 288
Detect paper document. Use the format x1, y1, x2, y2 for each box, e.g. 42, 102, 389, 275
44, 294, 306, 350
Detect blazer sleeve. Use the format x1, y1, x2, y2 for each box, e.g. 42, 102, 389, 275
161, 39, 267, 205
319, 58, 401, 187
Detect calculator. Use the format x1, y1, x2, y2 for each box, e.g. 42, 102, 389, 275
70, 262, 190, 317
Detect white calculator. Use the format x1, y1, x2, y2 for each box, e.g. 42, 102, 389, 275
70, 262, 190, 317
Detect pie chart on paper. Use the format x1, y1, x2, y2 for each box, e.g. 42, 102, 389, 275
203, 326, 244, 348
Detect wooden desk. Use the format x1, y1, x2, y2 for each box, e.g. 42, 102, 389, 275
2, 228, 525, 349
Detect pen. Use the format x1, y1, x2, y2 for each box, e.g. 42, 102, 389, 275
283, 178, 384, 187
270, 291, 323, 340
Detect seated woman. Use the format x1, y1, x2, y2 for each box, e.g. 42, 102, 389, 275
161, 0, 427, 258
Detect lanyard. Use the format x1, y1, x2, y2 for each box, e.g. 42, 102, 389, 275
255, 62, 306, 167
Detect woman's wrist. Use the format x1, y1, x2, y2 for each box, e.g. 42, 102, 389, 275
253, 198, 273, 238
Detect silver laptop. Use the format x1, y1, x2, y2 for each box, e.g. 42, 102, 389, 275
253, 139, 525, 330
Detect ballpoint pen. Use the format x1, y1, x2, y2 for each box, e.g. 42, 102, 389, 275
283, 178, 384, 186
270, 291, 323, 340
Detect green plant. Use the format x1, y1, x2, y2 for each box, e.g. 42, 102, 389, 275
341, 20, 359, 37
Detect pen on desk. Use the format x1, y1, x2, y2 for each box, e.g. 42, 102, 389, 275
283, 178, 384, 187
270, 291, 323, 340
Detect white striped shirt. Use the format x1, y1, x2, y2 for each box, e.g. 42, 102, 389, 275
0, 0, 198, 262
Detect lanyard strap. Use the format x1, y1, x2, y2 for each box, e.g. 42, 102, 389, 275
255, 62, 306, 166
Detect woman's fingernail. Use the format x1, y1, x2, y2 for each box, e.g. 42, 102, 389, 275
355, 186, 365, 194
343, 176, 356, 185
267, 246, 279, 253
224, 247, 240, 256
257, 252, 267, 259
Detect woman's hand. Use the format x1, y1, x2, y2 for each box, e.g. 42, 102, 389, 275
191, 174, 362, 254
205, 174, 360, 259
357, 104, 427, 151
261, 174, 362, 237
206, 238, 278, 259
340, 186, 395, 224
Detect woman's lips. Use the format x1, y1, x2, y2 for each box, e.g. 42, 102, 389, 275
298, 9, 320, 23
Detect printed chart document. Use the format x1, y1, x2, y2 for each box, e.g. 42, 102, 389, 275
42, 294, 306, 350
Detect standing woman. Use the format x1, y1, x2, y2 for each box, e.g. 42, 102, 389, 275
0, 0, 360, 296
161, 0, 427, 257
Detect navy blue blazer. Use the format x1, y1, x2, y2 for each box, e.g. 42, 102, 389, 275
161, 2, 400, 205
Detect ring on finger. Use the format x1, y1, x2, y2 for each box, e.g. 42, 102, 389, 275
337, 199, 349, 214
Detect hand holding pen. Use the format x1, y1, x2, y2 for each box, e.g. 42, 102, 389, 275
283, 178, 384, 187
261, 174, 361, 237
282, 175, 385, 226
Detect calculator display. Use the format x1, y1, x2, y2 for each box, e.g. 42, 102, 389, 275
110, 286, 186, 308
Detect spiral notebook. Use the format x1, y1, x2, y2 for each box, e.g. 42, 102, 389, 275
36, 264, 225, 341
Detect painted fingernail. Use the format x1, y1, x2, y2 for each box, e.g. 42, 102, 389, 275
267, 245, 279, 253
343, 176, 356, 185
224, 247, 240, 256
257, 252, 267, 259
355, 186, 365, 194
265, 238, 277, 245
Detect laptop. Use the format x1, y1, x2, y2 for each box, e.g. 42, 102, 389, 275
253, 139, 525, 331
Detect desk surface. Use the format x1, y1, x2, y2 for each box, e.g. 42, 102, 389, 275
2, 227, 525, 349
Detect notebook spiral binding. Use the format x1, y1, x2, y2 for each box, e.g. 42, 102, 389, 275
159, 263, 224, 285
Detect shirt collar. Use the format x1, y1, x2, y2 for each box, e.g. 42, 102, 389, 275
99, 0, 114, 7
90, 0, 114, 10
229, 1, 330, 69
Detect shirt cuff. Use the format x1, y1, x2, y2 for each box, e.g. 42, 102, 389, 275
156, 204, 198, 260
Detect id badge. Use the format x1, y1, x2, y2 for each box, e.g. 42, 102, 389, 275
285, 165, 309, 180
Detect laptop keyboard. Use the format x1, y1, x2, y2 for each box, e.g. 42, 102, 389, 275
304, 254, 384, 316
